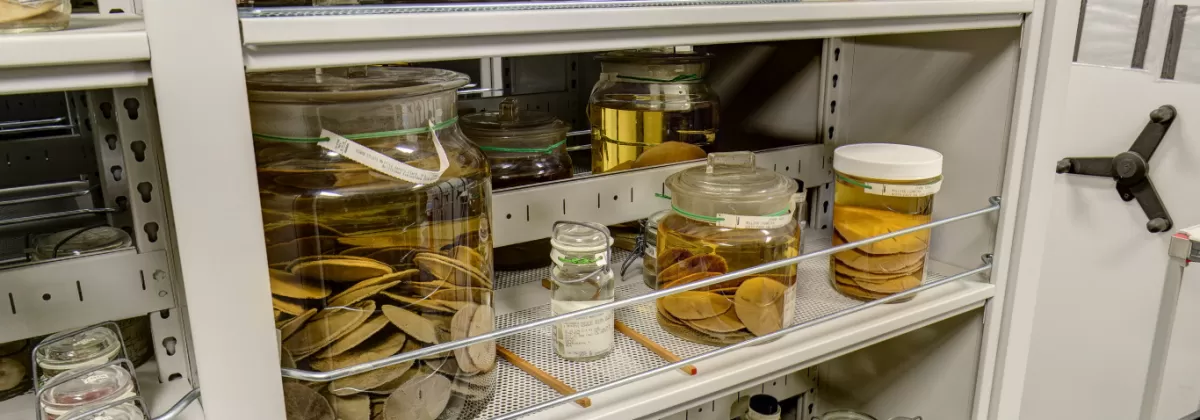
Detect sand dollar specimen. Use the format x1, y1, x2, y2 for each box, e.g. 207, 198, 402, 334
450, 303, 481, 374
833, 206, 930, 254
291, 258, 394, 283
382, 305, 439, 344
284, 382, 335, 420
284, 301, 374, 358
267, 237, 340, 265
326, 278, 406, 308
277, 308, 318, 341
383, 374, 451, 420
659, 254, 728, 284
683, 310, 745, 333
310, 332, 407, 372
0, 358, 25, 391
849, 274, 921, 293
328, 360, 415, 397
413, 254, 489, 288
270, 269, 332, 299
661, 291, 732, 320
315, 315, 391, 358
467, 305, 496, 371
273, 296, 309, 316
263, 222, 342, 246
324, 394, 371, 420
833, 260, 922, 280
734, 277, 788, 336
832, 234, 927, 273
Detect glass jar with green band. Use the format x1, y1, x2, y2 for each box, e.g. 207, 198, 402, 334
461, 97, 571, 270
656, 152, 800, 346
830, 143, 942, 303
588, 50, 719, 174
247, 67, 495, 420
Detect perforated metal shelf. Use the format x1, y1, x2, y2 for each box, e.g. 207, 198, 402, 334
476, 234, 958, 419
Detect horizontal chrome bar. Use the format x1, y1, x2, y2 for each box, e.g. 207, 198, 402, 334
567, 129, 590, 137
152, 388, 202, 420
0, 178, 89, 196
280, 196, 1001, 381
458, 87, 504, 95
0, 188, 92, 207
0, 117, 67, 129
0, 208, 116, 227
0, 124, 73, 135
493, 259, 995, 420
243, 0, 799, 17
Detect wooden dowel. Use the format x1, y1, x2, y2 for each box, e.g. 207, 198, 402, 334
615, 320, 697, 375
496, 345, 592, 408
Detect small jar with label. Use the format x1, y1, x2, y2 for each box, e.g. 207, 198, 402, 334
549, 221, 615, 362
830, 144, 943, 302
657, 152, 801, 346
733, 394, 781, 420
39, 366, 136, 420
642, 210, 671, 289
36, 328, 123, 386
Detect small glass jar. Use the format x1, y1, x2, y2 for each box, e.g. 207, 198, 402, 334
32, 227, 133, 261
830, 144, 943, 302
549, 222, 615, 362
60, 403, 146, 420
0, 0, 70, 34
40, 366, 136, 420
462, 97, 571, 271
36, 328, 122, 386
642, 210, 671, 289
813, 410, 923, 420
657, 152, 800, 346
589, 51, 718, 174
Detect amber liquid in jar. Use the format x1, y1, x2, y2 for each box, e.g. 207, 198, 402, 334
830, 173, 936, 302
655, 214, 798, 346
588, 100, 717, 174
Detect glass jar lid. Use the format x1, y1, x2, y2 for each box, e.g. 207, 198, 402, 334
246, 66, 470, 103
34, 227, 132, 259
460, 99, 568, 142
36, 328, 121, 370
644, 209, 672, 236
665, 152, 798, 224
550, 222, 613, 256
818, 410, 878, 420
60, 402, 145, 420
40, 366, 133, 413
597, 51, 712, 82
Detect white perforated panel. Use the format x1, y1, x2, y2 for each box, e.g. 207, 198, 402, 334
473, 234, 951, 418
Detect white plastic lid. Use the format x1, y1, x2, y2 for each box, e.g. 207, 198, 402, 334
833, 144, 943, 181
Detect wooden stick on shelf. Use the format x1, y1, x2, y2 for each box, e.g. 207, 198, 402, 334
496, 345, 592, 408
615, 320, 697, 376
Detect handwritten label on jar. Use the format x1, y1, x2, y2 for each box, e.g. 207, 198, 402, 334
318, 128, 448, 184
862, 181, 942, 197
551, 299, 615, 359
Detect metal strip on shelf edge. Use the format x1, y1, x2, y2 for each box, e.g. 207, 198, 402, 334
281, 196, 1002, 382
242, 0, 813, 18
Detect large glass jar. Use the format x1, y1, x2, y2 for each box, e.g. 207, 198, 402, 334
829, 144, 942, 302
40, 365, 136, 420
247, 67, 496, 420
36, 327, 122, 386
656, 152, 800, 346
461, 97, 570, 270
0, 0, 69, 34
589, 51, 718, 174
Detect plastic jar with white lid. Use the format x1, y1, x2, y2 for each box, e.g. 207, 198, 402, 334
830, 144, 943, 302
59, 402, 145, 420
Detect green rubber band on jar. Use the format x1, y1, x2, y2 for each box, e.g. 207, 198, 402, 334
251, 117, 459, 143
834, 172, 873, 190
477, 139, 567, 154
614, 74, 703, 83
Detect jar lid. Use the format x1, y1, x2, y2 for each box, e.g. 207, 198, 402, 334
37, 328, 121, 369
665, 152, 798, 223
819, 410, 878, 420
34, 227, 132, 259
833, 144, 943, 181
40, 366, 133, 413
246, 67, 470, 103
60, 402, 145, 420
460, 98, 568, 141
597, 50, 713, 64
644, 209, 672, 234
550, 222, 613, 255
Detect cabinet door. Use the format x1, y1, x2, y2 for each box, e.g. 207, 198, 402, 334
998, 0, 1200, 418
